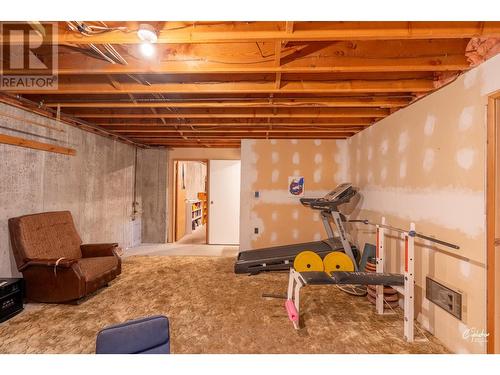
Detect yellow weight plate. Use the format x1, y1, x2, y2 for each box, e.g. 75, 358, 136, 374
293, 251, 324, 272
323, 252, 355, 274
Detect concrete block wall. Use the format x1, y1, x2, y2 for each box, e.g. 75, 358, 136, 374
136, 148, 168, 243
0, 102, 136, 277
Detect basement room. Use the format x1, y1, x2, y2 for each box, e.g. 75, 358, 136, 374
1, 1, 500, 372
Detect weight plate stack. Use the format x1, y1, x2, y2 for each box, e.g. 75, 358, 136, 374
365, 257, 399, 308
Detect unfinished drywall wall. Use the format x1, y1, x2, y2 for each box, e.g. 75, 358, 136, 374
0, 102, 136, 278
240, 139, 348, 251
136, 148, 168, 243
348, 53, 500, 353
167, 147, 240, 242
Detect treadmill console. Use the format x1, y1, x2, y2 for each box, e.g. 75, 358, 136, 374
300, 183, 356, 210
323, 183, 353, 202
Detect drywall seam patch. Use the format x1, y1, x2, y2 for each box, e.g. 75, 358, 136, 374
456, 148, 475, 170
459, 106, 475, 131
424, 115, 436, 136
398, 131, 409, 153
271, 151, 279, 163
380, 139, 389, 155
423, 149, 435, 172
399, 159, 407, 178
271, 169, 279, 182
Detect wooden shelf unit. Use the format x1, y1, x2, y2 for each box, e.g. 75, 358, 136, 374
198, 192, 208, 225
185, 199, 203, 234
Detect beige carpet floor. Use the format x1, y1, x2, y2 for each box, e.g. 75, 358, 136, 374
0, 256, 449, 354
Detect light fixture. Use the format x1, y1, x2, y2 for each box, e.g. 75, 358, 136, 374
137, 24, 157, 58
137, 24, 158, 43
139, 42, 156, 58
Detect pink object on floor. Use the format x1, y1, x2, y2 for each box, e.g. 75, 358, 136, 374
285, 300, 299, 322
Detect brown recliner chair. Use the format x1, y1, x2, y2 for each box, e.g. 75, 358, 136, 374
8, 211, 122, 303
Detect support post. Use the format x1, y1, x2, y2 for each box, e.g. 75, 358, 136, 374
404, 222, 415, 342
321, 211, 335, 239
330, 211, 358, 271
376, 216, 386, 314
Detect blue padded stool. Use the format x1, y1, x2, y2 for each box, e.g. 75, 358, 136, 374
96, 315, 170, 354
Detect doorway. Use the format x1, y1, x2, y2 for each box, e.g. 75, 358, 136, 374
487, 94, 500, 353
174, 160, 208, 244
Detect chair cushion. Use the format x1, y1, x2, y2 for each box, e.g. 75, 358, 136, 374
9, 211, 82, 268
77, 257, 118, 281
96, 315, 170, 354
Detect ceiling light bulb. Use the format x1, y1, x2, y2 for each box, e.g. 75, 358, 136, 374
137, 24, 158, 43
140, 42, 155, 58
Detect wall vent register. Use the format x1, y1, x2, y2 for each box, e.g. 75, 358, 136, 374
426, 277, 462, 320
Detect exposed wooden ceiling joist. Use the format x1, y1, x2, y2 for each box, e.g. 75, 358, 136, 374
90, 118, 375, 126
14, 55, 467, 75
11, 79, 434, 95
4, 21, 498, 44
2, 21, 496, 147
43, 97, 411, 109
6, 39, 470, 76
67, 108, 389, 119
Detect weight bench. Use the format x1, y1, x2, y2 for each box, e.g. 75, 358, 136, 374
285, 269, 404, 329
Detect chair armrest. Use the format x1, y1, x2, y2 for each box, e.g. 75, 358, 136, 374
81, 243, 120, 258
19, 258, 78, 271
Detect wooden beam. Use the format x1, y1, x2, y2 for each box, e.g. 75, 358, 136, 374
7, 21, 498, 45
44, 97, 411, 109
152, 143, 241, 148
99, 125, 368, 132
92, 118, 375, 126
133, 135, 352, 140
13, 54, 469, 76
275, 38, 283, 89
70, 108, 389, 119
0, 133, 76, 155
14, 37, 469, 76
9, 79, 434, 94
110, 128, 361, 134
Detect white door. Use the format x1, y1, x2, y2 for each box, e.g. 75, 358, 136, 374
208, 160, 241, 244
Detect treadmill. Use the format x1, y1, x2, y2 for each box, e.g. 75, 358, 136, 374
234, 183, 359, 274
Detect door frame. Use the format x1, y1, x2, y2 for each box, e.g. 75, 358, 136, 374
171, 158, 209, 244
486, 91, 500, 353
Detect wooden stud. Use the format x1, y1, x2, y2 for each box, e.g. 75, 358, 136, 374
0, 133, 76, 156
487, 93, 500, 354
